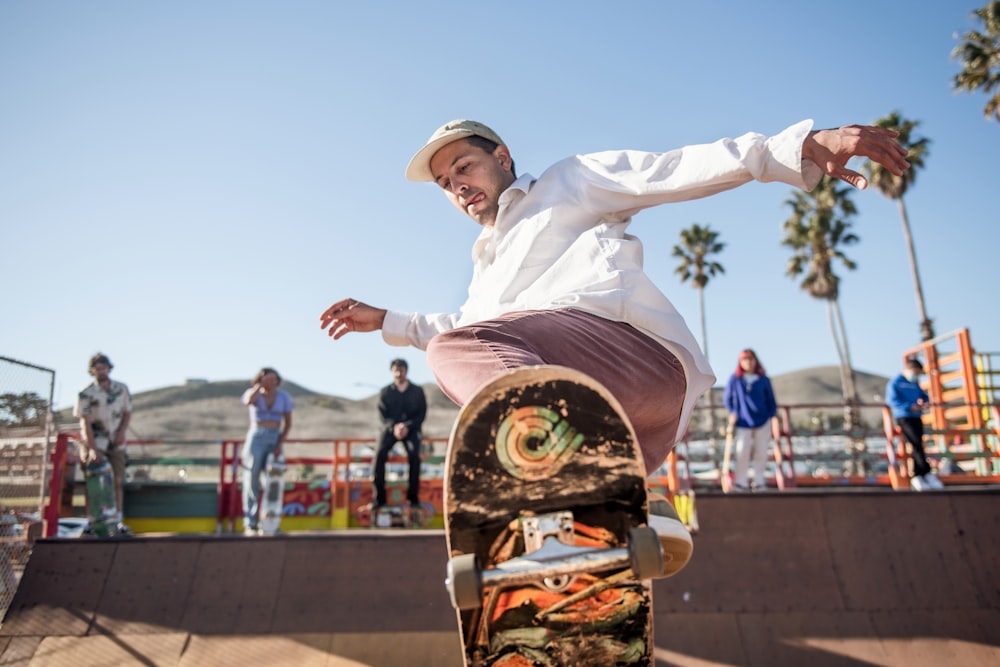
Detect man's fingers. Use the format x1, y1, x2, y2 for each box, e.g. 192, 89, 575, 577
840, 167, 868, 190
810, 125, 911, 185
325, 318, 351, 339
320, 299, 349, 327
330, 322, 353, 340
320, 298, 358, 330
860, 139, 909, 176
861, 128, 910, 175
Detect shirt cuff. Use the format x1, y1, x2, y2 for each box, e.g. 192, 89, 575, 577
761, 119, 820, 189
381, 310, 413, 347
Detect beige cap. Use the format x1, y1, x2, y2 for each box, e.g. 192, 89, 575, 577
405, 119, 505, 182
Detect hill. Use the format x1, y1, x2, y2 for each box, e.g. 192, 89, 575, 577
770, 366, 889, 406
54, 366, 889, 441
699, 366, 890, 430
56, 379, 461, 441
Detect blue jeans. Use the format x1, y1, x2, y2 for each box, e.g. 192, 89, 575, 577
241, 426, 280, 529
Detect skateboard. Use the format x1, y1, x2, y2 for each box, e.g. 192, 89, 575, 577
372, 504, 408, 528
369, 502, 433, 529
444, 365, 662, 667
84, 460, 119, 537
720, 429, 735, 493
260, 453, 286, 535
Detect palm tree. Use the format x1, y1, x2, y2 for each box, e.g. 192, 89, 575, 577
952, 1, 1000, 124
672, 223, 725, 430
864, 111, 934, 341
781, 176, 861, 429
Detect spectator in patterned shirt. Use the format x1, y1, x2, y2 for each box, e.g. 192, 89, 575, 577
74, 353, 132, 530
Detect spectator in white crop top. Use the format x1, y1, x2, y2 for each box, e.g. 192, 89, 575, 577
240, 367, 293, 535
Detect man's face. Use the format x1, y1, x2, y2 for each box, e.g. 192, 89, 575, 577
392, 364, 408, 382
90, 362, 111, 381
430, 138, 515, 227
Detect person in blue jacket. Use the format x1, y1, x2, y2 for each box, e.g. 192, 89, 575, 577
723, 349, 778, 492
886, 358, 942, 491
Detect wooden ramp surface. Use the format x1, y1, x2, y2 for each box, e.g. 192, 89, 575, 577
2, 490, 998, 666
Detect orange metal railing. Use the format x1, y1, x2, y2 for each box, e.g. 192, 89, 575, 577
35, 392, 1000, 538
216, 436, 449, 531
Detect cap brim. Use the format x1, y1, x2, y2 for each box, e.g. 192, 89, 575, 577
404, 130, 474, 182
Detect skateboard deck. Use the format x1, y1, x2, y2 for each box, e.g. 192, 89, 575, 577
372, 504, 406, 528
260, 454, 286, 535
444, 365, 662, 667
368, 503, 433, 529
721, 430, 735, 493
84, 460, 118, 537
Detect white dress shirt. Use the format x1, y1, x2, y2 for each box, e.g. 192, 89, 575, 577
383, 119, 822, 443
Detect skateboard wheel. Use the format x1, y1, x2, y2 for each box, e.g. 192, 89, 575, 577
628, 526, 664, 580
446, 553, 482, 610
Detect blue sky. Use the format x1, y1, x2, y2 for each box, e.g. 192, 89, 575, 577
1, 1, 996, 409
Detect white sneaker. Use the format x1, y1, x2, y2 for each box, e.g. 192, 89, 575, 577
647, 494, 694, 578
924, 472, 944, 490
910, 475, 928, 491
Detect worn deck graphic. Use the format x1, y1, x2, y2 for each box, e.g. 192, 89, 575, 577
444, 366, 658, 666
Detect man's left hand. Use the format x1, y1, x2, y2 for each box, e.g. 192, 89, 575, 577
803, 125, 910, 189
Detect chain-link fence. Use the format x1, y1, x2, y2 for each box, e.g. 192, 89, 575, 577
0, 355, 54, 621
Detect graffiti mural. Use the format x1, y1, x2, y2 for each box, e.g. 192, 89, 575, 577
279, 479, 444, 524
282, 479, 332, 517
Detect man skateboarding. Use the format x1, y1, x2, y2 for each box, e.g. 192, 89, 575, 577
320, 117, 911, 573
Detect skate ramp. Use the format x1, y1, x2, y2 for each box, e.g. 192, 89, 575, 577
2, 490, 998, 666
652, 490, 1000, 666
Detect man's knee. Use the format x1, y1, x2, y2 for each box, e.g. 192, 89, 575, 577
426, 328, 470, 372
426, 328, 483, 405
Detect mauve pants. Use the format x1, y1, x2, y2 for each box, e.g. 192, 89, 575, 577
425, 308, 687, 474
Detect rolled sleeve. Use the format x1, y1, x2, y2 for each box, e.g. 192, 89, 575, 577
760, 119, 821, 190
381, 310, 461, 350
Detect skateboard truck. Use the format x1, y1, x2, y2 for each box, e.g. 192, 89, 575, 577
522, 512, 578, 592
446, 511, 663, 610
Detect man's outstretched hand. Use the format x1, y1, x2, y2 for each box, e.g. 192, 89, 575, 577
320, 298, 387, 340
803, 124, 910, 190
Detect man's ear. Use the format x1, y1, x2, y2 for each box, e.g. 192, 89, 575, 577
494, 145, 513, 171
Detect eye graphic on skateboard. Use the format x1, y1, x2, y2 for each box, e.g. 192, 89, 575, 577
495, 405, 584, 480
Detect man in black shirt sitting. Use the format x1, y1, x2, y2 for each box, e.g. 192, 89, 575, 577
374, 358, 426, 508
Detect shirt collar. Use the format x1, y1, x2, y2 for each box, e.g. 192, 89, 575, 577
503, 172, 535, 199
471, 173, 536, 260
